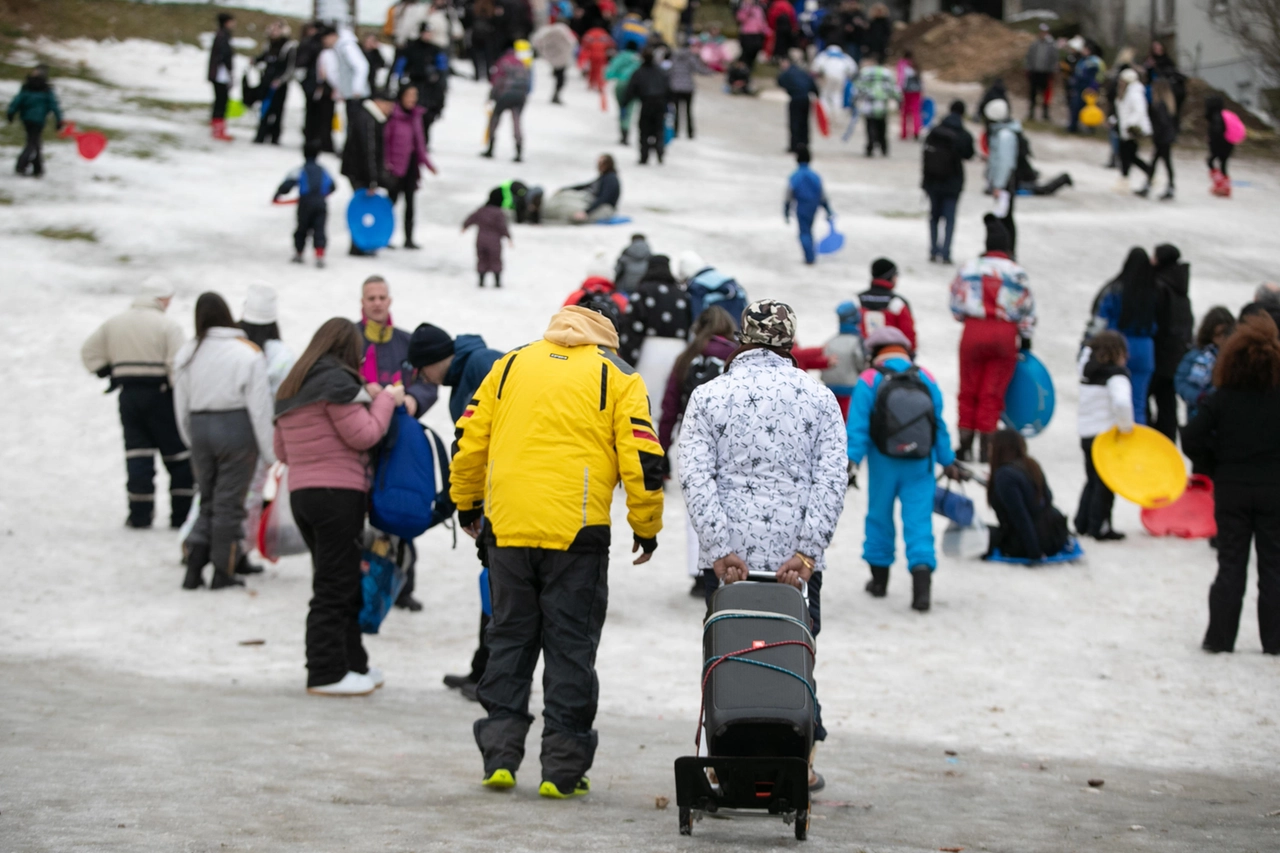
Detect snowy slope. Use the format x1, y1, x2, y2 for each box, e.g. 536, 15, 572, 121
1, 37, 1278, 785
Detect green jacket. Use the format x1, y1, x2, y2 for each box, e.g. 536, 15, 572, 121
7, 84, 63, 128
605, 52, 642, 100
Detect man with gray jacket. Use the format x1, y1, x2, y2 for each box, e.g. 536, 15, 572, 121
81, 279, 194, 529
1024, 24, 1058, 121
984, 98, 1021, 258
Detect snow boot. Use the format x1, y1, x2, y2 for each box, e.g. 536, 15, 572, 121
864, 565, 889, 598
513, 142, 522, 163
910, 565, 932, 612
956, 428, 975, 462
1134, 180, 1151, 198
1160, 186, 1175, 201
481, 141, 494, 159
978, 432, 993, 464
210, 569, 245, 589
182, 543, 209, 590
211, 119, 233, 142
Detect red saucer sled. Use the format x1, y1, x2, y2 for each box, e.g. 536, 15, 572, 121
1141, 475, 1217, 539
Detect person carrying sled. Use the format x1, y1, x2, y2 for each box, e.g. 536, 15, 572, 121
949, 215, 1035, 463
784, 146, 833, 265
678, 299, 847, 791
847, 327, 961, 612
80, 278, 194, 530
810, 45, 856, 138
857, 257, 916, 348
340, 91, 395, 256
450, 304, 664, 799
7, 65, 62, 178
274, 139, 336, 267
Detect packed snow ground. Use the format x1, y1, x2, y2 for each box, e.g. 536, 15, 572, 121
2, 35, 1279, 847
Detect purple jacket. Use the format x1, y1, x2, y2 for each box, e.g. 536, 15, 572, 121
658, 335, 738, 450
383, 104, 432, 178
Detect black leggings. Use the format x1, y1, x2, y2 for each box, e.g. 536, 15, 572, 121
670, 91, 694, 138
387, 176, 417, 244
1118, 139, 1150, 178
739, 33, 764, 71
1075, 437, 1116, 537
211, 82, 229, 120
1150, 143, 1174, 187
1208, 145, 1233, 176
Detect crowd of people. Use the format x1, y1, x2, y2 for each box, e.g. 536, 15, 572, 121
32, 0, 1278, 811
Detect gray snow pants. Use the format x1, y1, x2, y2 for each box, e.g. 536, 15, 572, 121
474, 544, 609, 791
184, 410, 258, 578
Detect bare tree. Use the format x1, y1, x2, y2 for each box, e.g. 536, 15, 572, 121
1208, 0, 1280, 87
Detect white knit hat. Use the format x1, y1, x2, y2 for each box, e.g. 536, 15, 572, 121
586, 249, 613, 281
983, 98, 1009, 122
138, 274, 174, 300
1119, 67, 1140, 84
242, 282, 279, 325
676, 250, 706, 284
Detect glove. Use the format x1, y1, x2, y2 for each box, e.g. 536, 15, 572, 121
1020, 336, 1031, 352
633, 534, 657, 555
457, 506, 483, 529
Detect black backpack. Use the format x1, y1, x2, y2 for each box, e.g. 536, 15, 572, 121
574, 289, 624, 335
681, 353, 727, 403
869, 364, 936, 459
922, 125, 959, 181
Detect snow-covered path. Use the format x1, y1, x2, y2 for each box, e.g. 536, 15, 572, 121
1, 37, 1278, 851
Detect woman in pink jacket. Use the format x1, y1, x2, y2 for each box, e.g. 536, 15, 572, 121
736, 0, 768, 74
274, 318, 403, 697
383, 86, 435, 249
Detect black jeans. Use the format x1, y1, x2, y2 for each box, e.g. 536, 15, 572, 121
1147, 375, 1178, 442
1150, 142, 1175, 188
211, 82, 229, 120
304, 87, 335, 152
254, 82, 289, 144
701, 569, 826, 741
788, 98, 809, 152
552, 67, 566, 102
1118, 138, 1151, 179
292, 488, 369, 687
926, 189, 958, 261
294, 198, 328, 254
387, 175, 417, 244
1074, 437, 1115, 537
638, 97, 666, 163
1205, 481, 1280, 653
1027, 71, 1051, 118
474, 544, 608, 791
865, 115, 888, 156
1208, 144, 1233, 176
670, 90, 694, 138
17, 121, 44, 176
119, 382, 194, 527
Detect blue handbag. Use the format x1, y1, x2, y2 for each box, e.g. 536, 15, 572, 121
934, 479, 975, 527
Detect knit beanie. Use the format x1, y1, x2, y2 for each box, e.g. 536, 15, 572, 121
138, 274, 174, 301
242, 283, 278, 325
983, 98, 1009, 123
984, 214, 1012, 253
870, 258, 897, 281
407, 323, 455, 368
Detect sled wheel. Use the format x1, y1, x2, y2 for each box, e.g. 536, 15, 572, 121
794, 806, 810, 841
678, 807, 693, 836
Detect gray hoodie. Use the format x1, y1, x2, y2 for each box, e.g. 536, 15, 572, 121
614, 238, 651, 293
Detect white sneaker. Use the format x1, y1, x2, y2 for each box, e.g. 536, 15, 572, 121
366, 666, 386, 688
307, 671, 376, 697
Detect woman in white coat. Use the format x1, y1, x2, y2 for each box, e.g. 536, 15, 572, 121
1115, 67, 1153, 184
174, 292, 276, 590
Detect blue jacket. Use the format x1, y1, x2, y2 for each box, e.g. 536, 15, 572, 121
777, 64, 818, 102
785, 164, 832, 218
1175, 344, 1217, 420
444, 334, 504, 423
1099, 290, 1157, 337
276, 159, 336, 201
846, 355, 955, 468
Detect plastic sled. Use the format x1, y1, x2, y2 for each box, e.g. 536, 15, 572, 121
76, 131, 107, 160
346, 191, 395, 251
1222, 109, 1246, 145
257, 466, 308, 562
920, 97, 935, 128
1141, 475, 1217, 538
817, 219, 844, 254
226, 99, 245, 118
988, 537, 1084, 565
942, 518, 989, 559
814, 99, 830, 137
1001, 351, 1055, 437
594, 215, 633, 225
1091, 425, 1187, 509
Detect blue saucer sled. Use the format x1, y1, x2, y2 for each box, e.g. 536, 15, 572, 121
1001, 351, 1055, 436
987, 537, 1085, 565
920, 97, 936, 128
347, 192, 395, 252
817, 219, 845, 255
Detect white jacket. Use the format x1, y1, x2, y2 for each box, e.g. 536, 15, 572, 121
1077, 347, 1135, 438
394, 2, 431, 47
679, 348, 848, 572
333, 27, 370, 99
262, 338, 296, 397
81, 297, 185, 382
173, 328, 276, 463
811, 47, 856, 93
1116, 82, 1151, 141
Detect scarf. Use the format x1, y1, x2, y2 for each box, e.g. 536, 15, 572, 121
363, 313, 394, 344
274, 355, 370, 420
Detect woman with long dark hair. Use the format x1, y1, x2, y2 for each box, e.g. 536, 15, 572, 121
274, 318, 403, 695
984, 430, 1068, 561
1099, 247, 1159, 423
1183, 314, 1280, 655
174, 292, 276, 589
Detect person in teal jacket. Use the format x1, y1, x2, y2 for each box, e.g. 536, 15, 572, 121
7, 66, 63, 178
605, 45, 643, 145
847, 326, 961, 613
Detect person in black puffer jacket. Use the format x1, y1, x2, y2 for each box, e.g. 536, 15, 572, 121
1149, 243, 1192, 441
622, 48, 671, 166
984, 430, 1069, 562
621, 256, 692, 407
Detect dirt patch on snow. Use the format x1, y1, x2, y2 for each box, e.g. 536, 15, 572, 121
891, 13, 1035, 87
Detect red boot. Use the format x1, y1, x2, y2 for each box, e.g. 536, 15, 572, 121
1210, 169, 1230, 197
211, 119, 233, 142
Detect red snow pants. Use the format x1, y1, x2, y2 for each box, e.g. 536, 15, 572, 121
958, 317, 1019, 432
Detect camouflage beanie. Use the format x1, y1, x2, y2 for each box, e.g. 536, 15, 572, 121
740, 299, 797, 349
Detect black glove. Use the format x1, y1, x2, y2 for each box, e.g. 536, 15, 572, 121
633, 534, 657, 555
457, 506, 483, 529
1020, 336, 1032, 352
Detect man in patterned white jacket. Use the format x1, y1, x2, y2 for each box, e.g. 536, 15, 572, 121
678, 299, 848, 792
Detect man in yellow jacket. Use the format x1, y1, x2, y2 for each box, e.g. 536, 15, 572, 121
451, 304, 664, 799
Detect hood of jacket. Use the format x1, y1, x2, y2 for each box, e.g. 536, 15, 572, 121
131, 295, 168, 311
544, 306, 620, 350
1081, 355, 1131, 386
941, 112, 965, 132
1156, 262, 1190, 297
444, 334, 489, 386
580, 276, 617, 294
275, 354, 368, 419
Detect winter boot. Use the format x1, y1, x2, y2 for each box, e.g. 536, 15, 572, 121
1160, 186, 1175, 201
211, 119, 233, 141
182, 543, 209, 590
1134, 180, 1151, 198
210, 569, 245, 589
513, 142, 523, 163
956, 428, 976, 462
978, 432, 993, 464
864, 565, 889, 598
481, 141, 494, 159
910, 565, 932, 612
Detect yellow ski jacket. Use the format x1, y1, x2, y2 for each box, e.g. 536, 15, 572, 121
450, 306, 665, 551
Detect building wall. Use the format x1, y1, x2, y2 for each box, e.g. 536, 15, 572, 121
1175, 0, 1276, 114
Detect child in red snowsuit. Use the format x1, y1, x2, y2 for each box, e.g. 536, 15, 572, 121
580, 28, 614, 97
948, 216, 1037, 461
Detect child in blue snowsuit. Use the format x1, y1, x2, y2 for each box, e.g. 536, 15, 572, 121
784, 146, 832, 265
274, 139, 335, 267
847, 326, 958, 612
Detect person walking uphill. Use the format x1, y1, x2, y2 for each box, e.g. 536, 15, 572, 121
984, 99, 1022, 257
483, 47, 532, 161
81, 279, 193, 530
208, 13, 236, 141
450, 305, 665, 798
856, 53, 899, 157
7, 65, 62, 178
847, 327, 960, 612
531, 20, 578, 105
462, 189, 513, 288
1149, 244, 1192, 440
678, 299, 848, 789
785, 146, 833, 265
1098, 248, 1160, 425
173, 293, 276, 590
622, 48, 671, 166
950, 215, 1035, 463
384, 85, 436, 250
777, 58, 818, 154
1183, 313, 1280, 656
275, 319, 403, 696
921, 100, 975, 264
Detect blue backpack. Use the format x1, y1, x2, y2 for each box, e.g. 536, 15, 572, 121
369, 407, 454, 540
688, 269, 748, 329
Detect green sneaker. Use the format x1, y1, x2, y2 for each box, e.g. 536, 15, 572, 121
538, 777, 590, 799
482, 769, 516, 790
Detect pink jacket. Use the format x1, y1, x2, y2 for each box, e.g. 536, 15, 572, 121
737, 3, 768, 35
273, 392, 396, 492
383, 104, 432, 178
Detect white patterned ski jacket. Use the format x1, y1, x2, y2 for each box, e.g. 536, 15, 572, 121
679, 347, 848, 573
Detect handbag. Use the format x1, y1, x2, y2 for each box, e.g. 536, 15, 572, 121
934, 478, 975, 526
359, 528, 414, 634
942, 517, 989, 559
